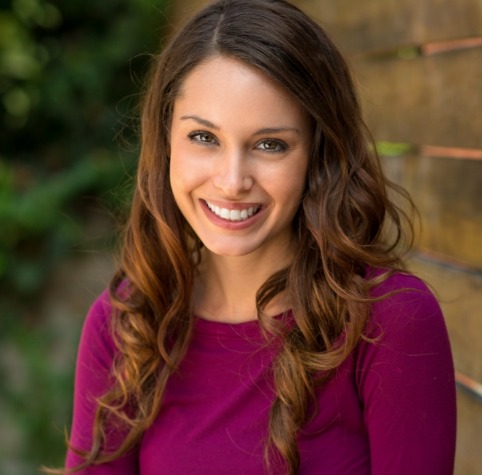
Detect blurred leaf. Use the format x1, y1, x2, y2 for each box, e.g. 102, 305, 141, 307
0, 1, 169, 471
1, 0, 166, 297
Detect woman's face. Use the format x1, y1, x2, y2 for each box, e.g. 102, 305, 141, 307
169, 56, 311, 259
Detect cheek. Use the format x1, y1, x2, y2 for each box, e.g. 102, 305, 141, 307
171, 160, 203, 192
169, 153, 190, 210
169, 149, 210, 205
168, 157, 181, 196
169, 141, 191, 190
276, 162, 308, 200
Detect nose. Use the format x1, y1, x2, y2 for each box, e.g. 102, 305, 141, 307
212, 149, 254, 196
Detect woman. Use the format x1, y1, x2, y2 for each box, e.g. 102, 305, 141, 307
59, 0, 456, 474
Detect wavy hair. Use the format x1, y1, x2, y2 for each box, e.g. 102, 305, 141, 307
61, 1, 414, 473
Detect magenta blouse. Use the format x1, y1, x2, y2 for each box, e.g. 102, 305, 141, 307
66, 272, 456, 474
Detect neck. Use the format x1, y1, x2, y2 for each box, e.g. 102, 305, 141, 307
194, 243, 294, 323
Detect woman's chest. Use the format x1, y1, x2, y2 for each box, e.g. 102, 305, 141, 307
138, 335, 369, 474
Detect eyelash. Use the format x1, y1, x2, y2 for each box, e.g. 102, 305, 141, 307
187, 131, 217, 145
256, 139, 288, 153
187, 131, 288, 153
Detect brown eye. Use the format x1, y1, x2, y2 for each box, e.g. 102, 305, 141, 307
257, 139, 287, 153
188, 131, 217, 145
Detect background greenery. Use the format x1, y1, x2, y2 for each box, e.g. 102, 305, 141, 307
0, 0, 168, 472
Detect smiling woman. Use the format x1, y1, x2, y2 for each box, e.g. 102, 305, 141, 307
170, 56, 311, 267
49, 1, 456, 474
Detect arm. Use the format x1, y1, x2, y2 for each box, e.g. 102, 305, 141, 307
66, 290, 139, 474
356, 274, 456, 475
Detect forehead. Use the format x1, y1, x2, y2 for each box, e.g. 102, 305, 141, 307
173, 55, 310, 129
177, 55, 273, 91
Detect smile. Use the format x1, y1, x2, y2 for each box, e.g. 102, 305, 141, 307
205, 200, 261, 222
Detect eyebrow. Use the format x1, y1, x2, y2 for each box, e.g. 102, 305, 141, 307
180, 115, 301, 135
180, 115, 219, 130
253, 127, 301, 136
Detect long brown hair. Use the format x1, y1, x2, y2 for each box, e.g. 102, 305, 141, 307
63, 1, 414, 473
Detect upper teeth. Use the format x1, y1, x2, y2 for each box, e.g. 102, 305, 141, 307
205, 201, 260, 221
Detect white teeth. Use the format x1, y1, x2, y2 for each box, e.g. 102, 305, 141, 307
205, 201, 260, 222
230, 210, 241, 221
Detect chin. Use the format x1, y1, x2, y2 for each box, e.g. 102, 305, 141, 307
200, 236, 263, 258
202, 244, 257, 258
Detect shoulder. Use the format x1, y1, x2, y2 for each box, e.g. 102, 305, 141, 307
83, 288, 114, 337
352, 270, 454, 405
367, 267, 435, 302
365, 270, 444, 343
77, 288, 117, 370
81, 280, 132, 343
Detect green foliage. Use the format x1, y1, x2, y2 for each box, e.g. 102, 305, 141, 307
376, 141, 413, 157
0, 0, 168, 472
0, 0, 168, 298
0, 151, 131, 295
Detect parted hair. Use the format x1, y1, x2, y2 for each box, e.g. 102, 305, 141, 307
58, 1, 414, 474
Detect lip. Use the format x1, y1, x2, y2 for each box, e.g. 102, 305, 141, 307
200, 199, 266, 230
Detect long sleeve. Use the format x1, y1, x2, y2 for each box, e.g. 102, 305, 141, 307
356, 274, 456, 475
65, 290, 139, 474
